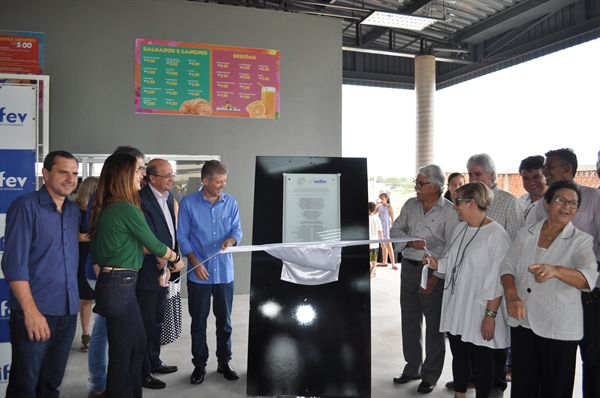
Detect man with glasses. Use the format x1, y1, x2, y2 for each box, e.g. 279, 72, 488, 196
518, 155, 548, 226
534, 148, 600, 397
390, 164, 459, 395
467, 153, 523, 242
137, 158, 183, 389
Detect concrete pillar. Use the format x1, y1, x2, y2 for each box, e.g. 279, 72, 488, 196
415, 55, 435, 176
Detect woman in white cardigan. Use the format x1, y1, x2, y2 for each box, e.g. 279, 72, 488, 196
500, 179, 598, 398
425, 182, 511, 398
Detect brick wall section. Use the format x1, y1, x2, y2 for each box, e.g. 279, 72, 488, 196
446, 171, 600, 198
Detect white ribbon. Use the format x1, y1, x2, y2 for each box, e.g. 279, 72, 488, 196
173, 237, 419, 285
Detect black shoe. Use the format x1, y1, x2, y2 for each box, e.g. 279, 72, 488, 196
142, 374, 166, 389
217, 363, 239, 380
393, 373, 421, 384
417, 381, 435, 394
152, 363, 178, 374
445, 380, 476, 390
190, 366, 206, 385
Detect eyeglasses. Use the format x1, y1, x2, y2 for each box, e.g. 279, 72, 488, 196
151, 173, 177, 179
554, 196, 578, 209
413, 180, 432, 188
454, 198, 472, 206
136, 166, 147, 174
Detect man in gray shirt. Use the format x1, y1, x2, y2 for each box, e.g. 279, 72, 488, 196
467, 154, 524, 241
390, 164, 459, 395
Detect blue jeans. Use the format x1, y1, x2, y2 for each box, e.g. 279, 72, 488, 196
94, 270, 146, 398
187, 280, 234, 366
6, 310, 77, 398
87, 313, 108, 392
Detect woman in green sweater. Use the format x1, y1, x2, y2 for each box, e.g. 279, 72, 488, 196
89, 153, 180, 398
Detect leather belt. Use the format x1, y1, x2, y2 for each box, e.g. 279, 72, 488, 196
404, 258, 422, 266
100, 267, 137, 273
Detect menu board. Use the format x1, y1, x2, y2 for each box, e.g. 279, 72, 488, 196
135, 39, 280, 119
0, 31, 44, 74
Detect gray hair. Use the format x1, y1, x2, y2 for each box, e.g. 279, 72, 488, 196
418, 164, 445, 195
201, 160, 228, 180
467, 153, 497, 184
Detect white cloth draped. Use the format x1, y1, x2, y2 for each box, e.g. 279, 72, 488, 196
176, 238, 418, 285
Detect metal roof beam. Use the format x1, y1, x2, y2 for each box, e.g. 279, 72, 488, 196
360, 28, 391, 47
483, 14, 549, 59
438, 15, 600, 85
450, 0, 551, 43
401, 0, 433, 15
343, 70, 414, 85
486, 16, 600, 61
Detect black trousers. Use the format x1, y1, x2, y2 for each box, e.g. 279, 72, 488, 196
447, 334, 494, 398
510, 326, 578, 398
580, 289, 600, 398
137, 287, 168, 378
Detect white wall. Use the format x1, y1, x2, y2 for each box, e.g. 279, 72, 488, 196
0, 0, 343, 293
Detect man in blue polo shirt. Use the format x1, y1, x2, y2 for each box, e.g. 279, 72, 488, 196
177, 159, 243, 386
1, 150, 80, 397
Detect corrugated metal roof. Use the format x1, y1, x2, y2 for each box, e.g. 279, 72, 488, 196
187, 0, 600, 88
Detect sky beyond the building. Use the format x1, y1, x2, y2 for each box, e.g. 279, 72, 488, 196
342, 38, 600, 178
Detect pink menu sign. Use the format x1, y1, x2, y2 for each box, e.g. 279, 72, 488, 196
135, 39, 280, 119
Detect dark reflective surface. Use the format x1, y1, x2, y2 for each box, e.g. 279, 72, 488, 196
247, 157, 370, 397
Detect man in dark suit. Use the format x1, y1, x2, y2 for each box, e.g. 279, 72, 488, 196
137, 158, 184, 389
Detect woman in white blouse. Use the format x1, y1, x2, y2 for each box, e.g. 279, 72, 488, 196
425, 182, 511, 398
500, 179, 598, 398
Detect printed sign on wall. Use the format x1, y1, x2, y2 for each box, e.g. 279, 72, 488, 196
0, 150, 36, 214
0, 84, 38, 149
0, 31, 44, 75
135, 39, 280, 119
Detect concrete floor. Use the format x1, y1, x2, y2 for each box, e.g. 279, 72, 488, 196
58, 266, 583, 397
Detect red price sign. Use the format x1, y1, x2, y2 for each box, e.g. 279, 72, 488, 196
0, 32, 44, 74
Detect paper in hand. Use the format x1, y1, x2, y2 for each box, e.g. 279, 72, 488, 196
420, 246, 431, 289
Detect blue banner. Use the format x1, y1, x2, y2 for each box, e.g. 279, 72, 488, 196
0, 149, 36, 214
0, 280, 8, 343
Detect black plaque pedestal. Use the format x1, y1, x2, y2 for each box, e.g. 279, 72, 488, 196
247, 156, 371, 397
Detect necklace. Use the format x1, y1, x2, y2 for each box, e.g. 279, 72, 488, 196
446, 213, 487, 294
543, 221, 558, 241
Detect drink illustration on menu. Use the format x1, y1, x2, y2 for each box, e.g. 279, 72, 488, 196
135, 39, 280, 119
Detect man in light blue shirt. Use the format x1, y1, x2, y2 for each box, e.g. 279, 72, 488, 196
177, 160, 242, 386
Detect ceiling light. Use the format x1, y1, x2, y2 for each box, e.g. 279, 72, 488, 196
361, 11, 439, 31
